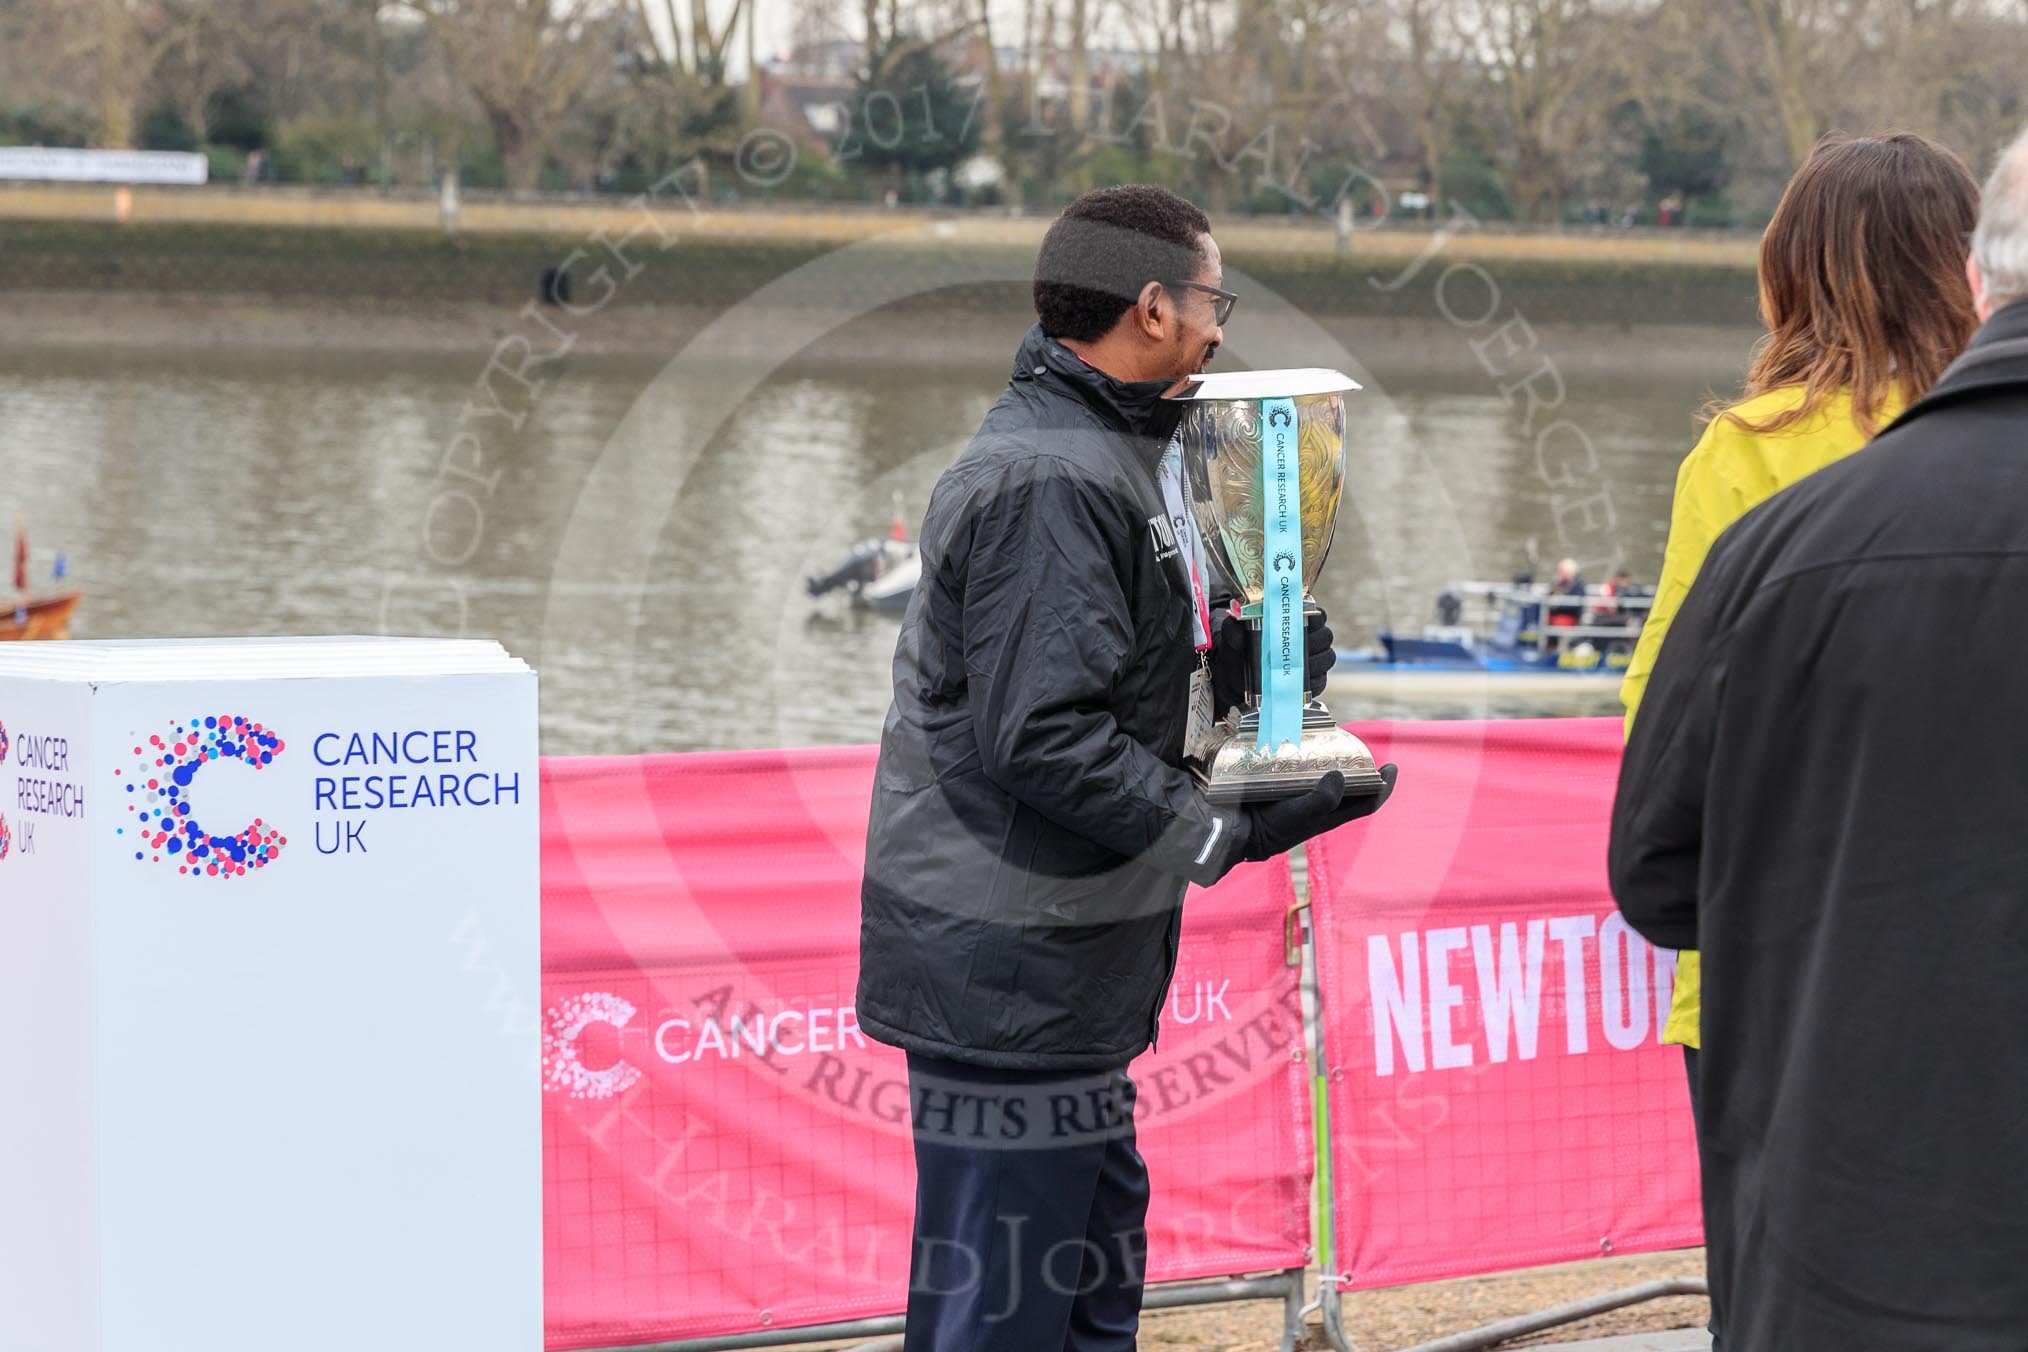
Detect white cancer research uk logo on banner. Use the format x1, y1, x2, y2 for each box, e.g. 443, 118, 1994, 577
543, 991, 644, 1100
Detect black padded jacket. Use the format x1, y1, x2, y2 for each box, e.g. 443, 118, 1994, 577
856, 324, 1229, 1070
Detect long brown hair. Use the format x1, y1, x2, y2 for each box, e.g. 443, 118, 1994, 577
1725, 132, 1981, 437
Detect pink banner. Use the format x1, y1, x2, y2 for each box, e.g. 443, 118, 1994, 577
1307, 719, 1703, 1289
538, 748, 1312, 1350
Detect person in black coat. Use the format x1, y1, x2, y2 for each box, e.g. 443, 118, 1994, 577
1610, 129, 2028, 1351
858, 186, 1395, 1351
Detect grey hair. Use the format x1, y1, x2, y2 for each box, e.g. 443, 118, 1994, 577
1972, 127, 2028, 310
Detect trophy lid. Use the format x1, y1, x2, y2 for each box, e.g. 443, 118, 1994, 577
1161, 367, 1361, 401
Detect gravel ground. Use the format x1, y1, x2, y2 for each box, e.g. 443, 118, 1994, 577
1133, 1250, 1709, 1351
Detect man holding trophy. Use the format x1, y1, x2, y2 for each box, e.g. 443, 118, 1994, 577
858, 185, 1398, 1351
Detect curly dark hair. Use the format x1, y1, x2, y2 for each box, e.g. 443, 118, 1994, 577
1032, 185, 1213, 342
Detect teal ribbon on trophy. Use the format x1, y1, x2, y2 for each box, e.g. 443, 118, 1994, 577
1257, 396, 1304, 752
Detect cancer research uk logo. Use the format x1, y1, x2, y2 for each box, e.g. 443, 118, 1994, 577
543, 992, 645, 1100
116, 714, 286, 879
0, 812, 11, 861
541, 990, 874, 1102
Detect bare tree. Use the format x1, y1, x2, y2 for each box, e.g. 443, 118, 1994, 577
155, 5, 253, 141
91, 0, 182, 148
6, 0, 204, 148
1849, 0, 2028, 173
5, 0, 2028, 217
393, 0, 629, 191
359, 0, 392, 136
689, 0, 749, 79
1395, 0, 1462, 207
974, 0, 1006, 150
627, 0, 747, 86
1739, 0, 1868, 168
1465, 0, 1628, 222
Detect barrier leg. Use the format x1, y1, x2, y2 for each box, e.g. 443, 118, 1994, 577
1320, 1280, 1362, 1352
1294, 864, 1361, 1352
1278, 1265, 1306, 1352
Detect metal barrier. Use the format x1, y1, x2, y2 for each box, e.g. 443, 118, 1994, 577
571, 889, 1704, 1352
546, 725, 1708, 1352
1296, 834, 1707, 1352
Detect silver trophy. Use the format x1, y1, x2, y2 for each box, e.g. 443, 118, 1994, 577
1164, 369, 1384, 805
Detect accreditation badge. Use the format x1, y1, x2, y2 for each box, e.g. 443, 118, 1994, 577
1184, 656, 1217, 761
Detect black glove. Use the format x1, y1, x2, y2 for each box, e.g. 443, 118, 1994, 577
1185, 765, 1398, 884
1305, 611, 1338, 696
1242, 765, 1397, 861
1208, 608, 1338, 719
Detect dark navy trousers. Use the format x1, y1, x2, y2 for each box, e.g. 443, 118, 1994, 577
902, 1053, 1151, 1352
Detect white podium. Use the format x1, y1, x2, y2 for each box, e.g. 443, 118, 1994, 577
0, 638, 541, 1352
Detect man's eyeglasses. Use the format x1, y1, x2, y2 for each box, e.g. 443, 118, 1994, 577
1171, 280, 1238, 325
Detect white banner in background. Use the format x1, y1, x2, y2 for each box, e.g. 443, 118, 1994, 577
0, 147, 208, 185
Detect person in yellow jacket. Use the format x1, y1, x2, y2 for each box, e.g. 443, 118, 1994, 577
1624, 386, 1890, 1036
1617, 131, 1980, 1350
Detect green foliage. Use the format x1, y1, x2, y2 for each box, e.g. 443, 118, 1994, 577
1269, 155, 1391, 218
0, 102, 90, 149
1439, 130, 1515, 222
843, 37, 983, 178
1640, 108, 1731, 202
455, 141, 508, 191
205, 88, 269, 154
604, 77, 745, 192
739, 150, 855, 202
1685, 198, 1739, 229
1058, 141, 1190, 199
1239, 182, 1304, 215
270, 117, 382, 185
203, 144, 249, 182
140, 105, 199, 154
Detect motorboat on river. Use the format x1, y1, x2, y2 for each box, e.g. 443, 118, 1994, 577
1332, 581, 1652, 699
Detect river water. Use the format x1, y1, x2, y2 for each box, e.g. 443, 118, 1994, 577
0, 321, 1745, 755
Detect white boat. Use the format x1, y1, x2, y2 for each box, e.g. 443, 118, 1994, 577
805, 537, 920, 613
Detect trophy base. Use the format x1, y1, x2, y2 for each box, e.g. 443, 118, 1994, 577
1190, 704, 1386, 806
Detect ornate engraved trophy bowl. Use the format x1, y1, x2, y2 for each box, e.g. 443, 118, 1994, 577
1164, 369, 1385, 806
